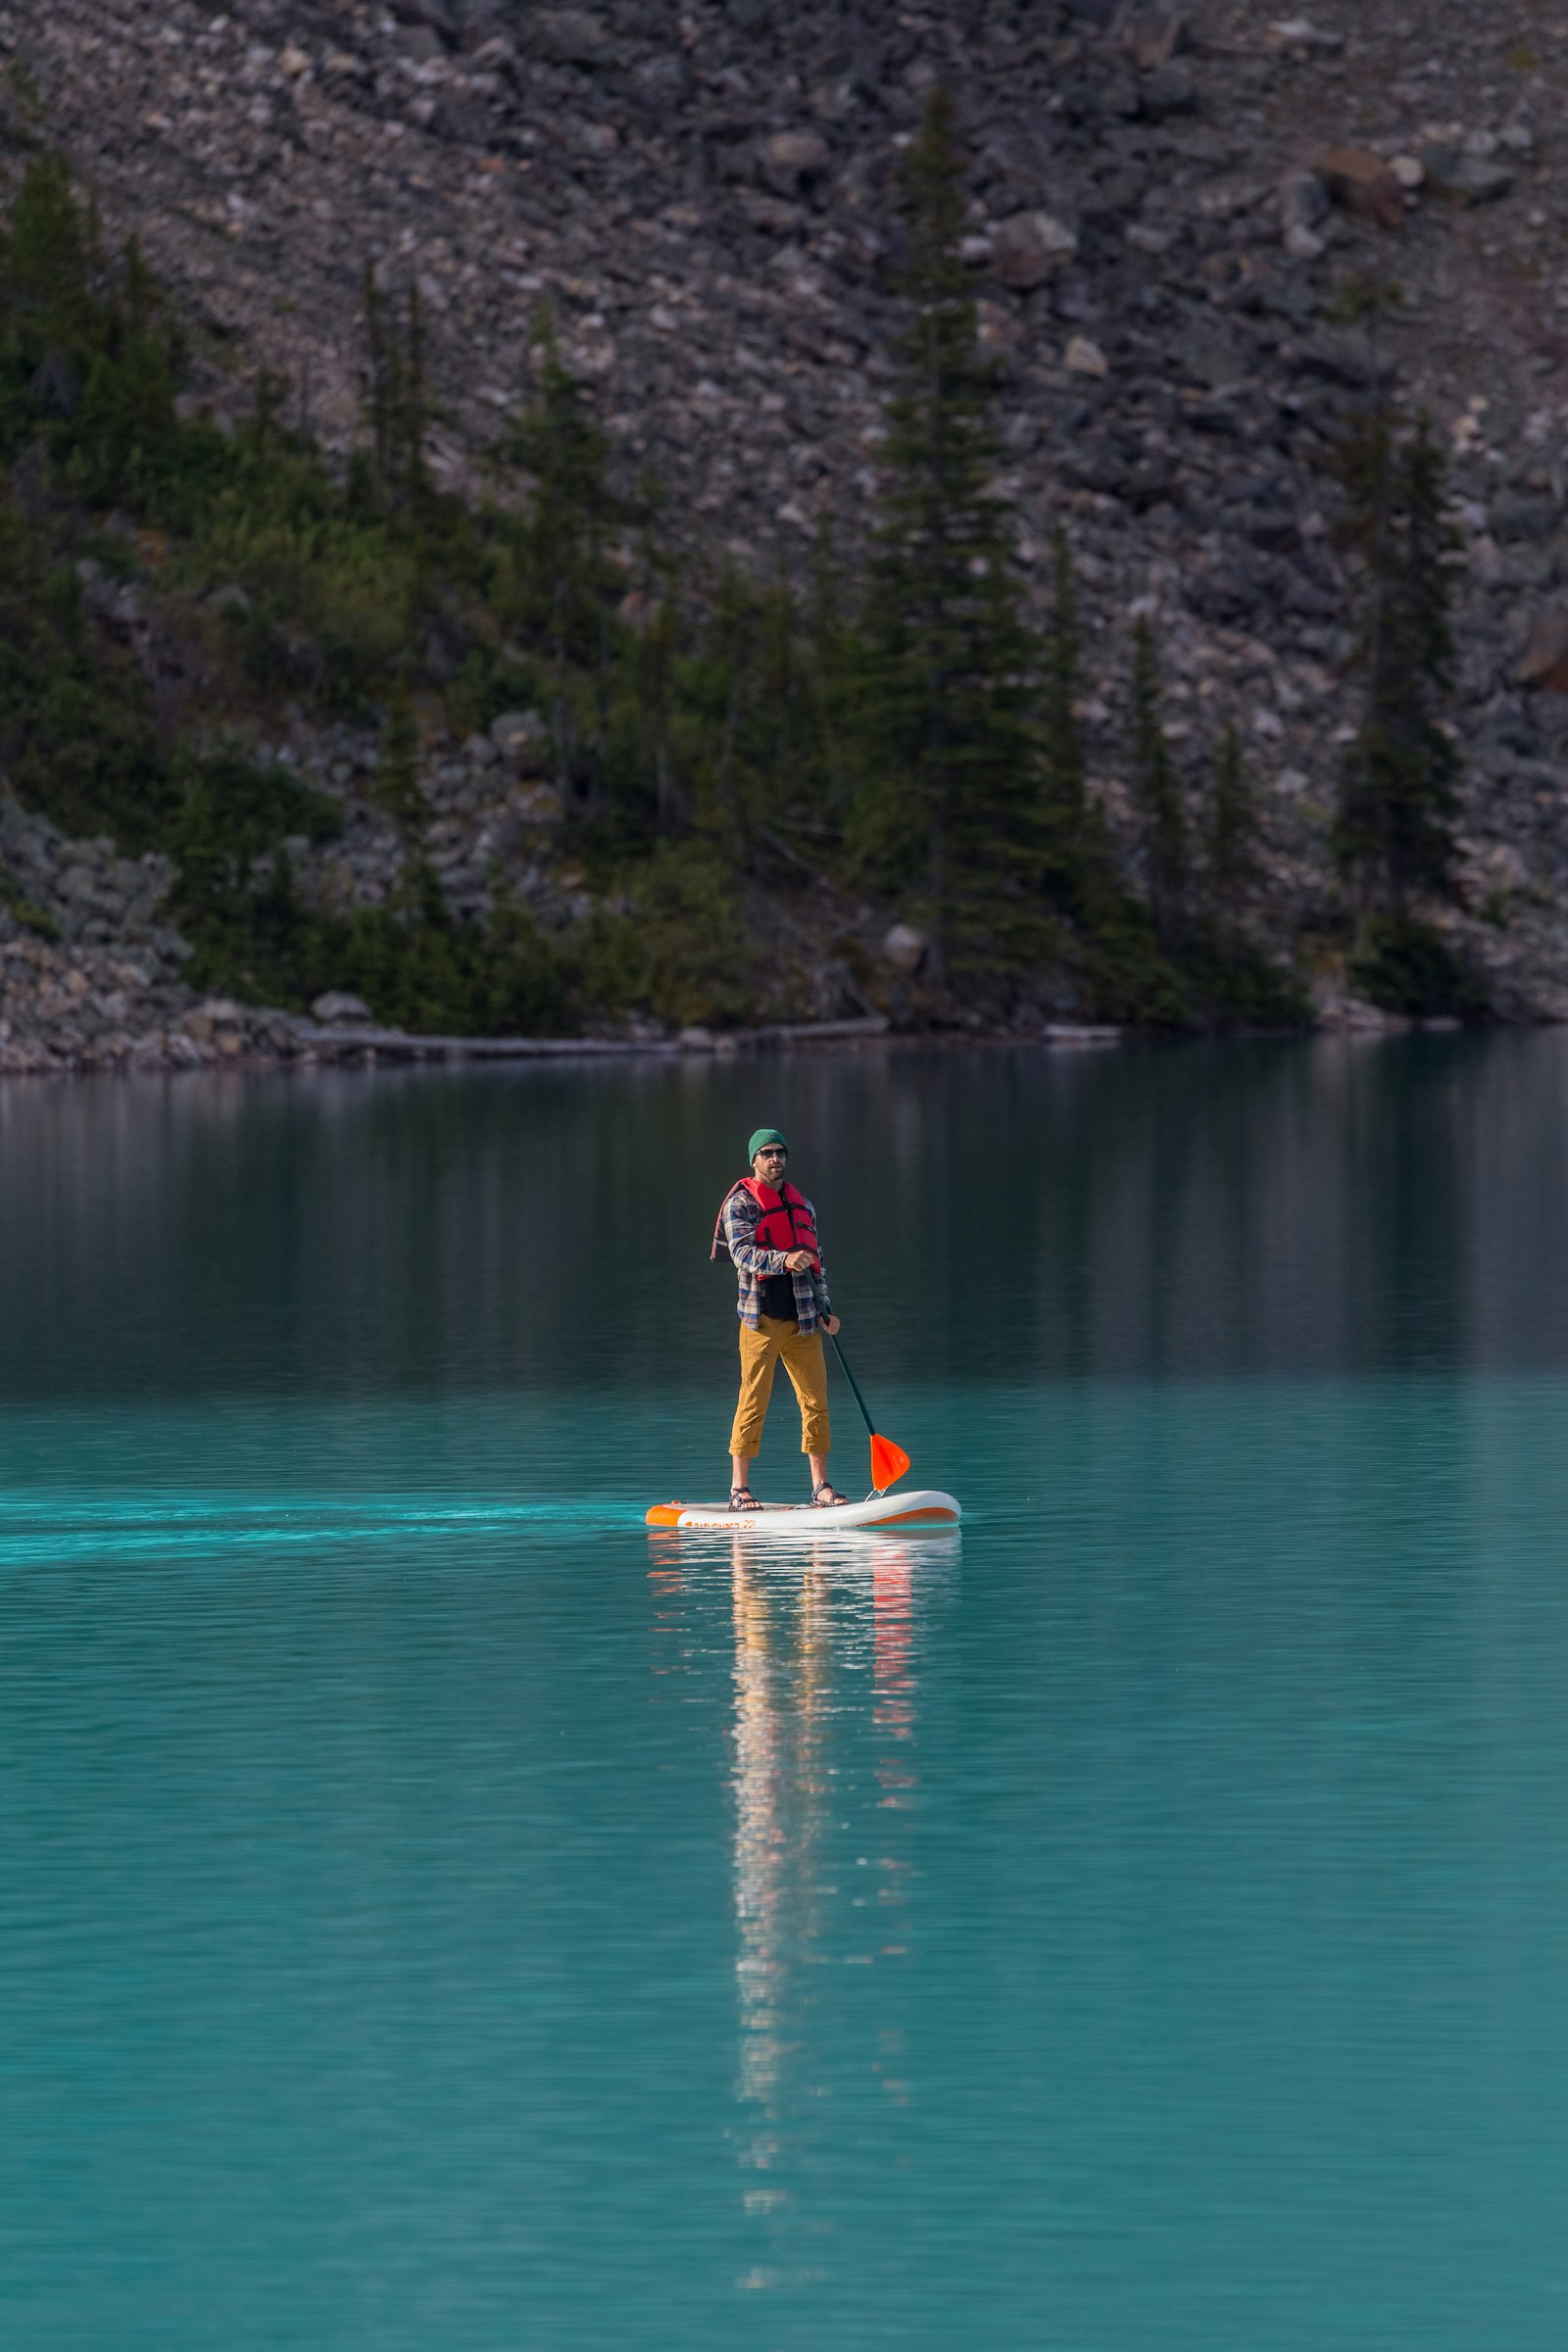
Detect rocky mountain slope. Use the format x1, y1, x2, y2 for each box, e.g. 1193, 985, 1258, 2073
6, 0, 1568, 1042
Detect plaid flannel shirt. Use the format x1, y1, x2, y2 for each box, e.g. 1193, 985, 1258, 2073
720, 1184, 832, 1335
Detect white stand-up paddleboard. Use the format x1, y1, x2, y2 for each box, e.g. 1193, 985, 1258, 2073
646, 1490, 960, 1533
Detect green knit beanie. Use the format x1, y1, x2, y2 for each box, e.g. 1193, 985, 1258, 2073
748, 1127, 788, 1163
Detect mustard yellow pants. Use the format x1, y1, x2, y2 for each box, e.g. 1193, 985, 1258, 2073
730, 1315, 832, 1459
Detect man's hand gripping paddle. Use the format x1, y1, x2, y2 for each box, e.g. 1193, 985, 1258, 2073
809, 1273, 911, 1494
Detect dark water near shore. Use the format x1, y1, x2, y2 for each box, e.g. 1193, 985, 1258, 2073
4, 1037, 1568, 2347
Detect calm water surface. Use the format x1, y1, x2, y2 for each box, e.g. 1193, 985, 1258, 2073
3, 1037, 1568, 2347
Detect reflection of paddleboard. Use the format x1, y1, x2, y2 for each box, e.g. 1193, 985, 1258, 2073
646, 1490, 960, 1533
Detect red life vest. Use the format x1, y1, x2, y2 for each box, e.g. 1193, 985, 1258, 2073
710, 1177, 820, 1268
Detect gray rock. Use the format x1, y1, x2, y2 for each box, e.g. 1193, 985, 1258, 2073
1295, 334, 1381, 388
311, 991, 374, 1025
521, 10, 611, 67
181, 998, 245, 1045
760, 129, 830, 198
1065, 335, 1110, 378
1279, 169, 1330, 260
1422, 146, 1516, 206
1313, 990, 1411, 1034
491, 710, 549, 761
1269, 18, 1346, 53
1141, 65, 1196, 120
989, 211, 1079, 291
1177, 330, 1250, 391
1491, 494, 1559, 544
1061, 68, 1142, 124
507, 783, 564, 827
630, 54, 690, 109
882, 921, 927, 975
398, 0, 460, 35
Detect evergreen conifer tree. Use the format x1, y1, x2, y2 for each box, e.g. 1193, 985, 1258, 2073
0, 151, 97, 385
854, 87, 1041, 980
624, 567, 683, 836
1129, 618, 1187, 950
1335, 410, 1461, 914
375, 678, 425, 835
501, 310, 624, 798
364, 266, 394, 484
700, 564, 757, 845
1205, 721, 1258, 908
1030, 530, 1176, 1017
1182, 718, 1310, 1030
1040, 527, 1140, 927
363, 268, 431, 506
806, 518, 855, 823
698, 561, 840, 860
1042, 526, 1087, 841
74, 236, 180, 503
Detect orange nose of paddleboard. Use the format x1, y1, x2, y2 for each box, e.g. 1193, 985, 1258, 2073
870, 1435, 910, 1491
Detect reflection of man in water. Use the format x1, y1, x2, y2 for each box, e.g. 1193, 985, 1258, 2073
728, 1544, 921, 2143
711, 1128, 847, 1510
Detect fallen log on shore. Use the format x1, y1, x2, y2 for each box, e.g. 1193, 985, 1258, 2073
285, 1012, 895, 1062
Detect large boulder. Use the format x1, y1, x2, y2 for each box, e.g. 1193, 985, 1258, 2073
882, 922, 927, 976
1064, 335, 1109, 378
760, 130, 831, 198
1279, 169, 1330, 259
520, 10, 611, 67
491, 710, 550, 768
1316, 146, 1406, 228
989, 211, 1079, 291
1422, 144, 1515, 205
1140, 65, 1197, 119
311, 991, 373, 1025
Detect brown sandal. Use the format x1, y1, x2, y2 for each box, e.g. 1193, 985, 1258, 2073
729, 1487, 762, 1512
812, 1482, 849, 1506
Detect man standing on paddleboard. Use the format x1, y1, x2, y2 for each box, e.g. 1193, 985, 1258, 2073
710, 1129, 849, 1511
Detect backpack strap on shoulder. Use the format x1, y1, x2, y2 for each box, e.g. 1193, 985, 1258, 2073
710, 1179, 750, 1263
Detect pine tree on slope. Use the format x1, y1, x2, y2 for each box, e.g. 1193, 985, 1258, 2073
501, 309, 624, 802
1206, 721, 1259, 911
1129, 617, 1187, 952
854, 88, 1042, 984
1335, 411, 1461, 916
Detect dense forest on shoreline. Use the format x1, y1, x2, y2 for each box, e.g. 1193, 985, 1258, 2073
0, 90, 1480, 1035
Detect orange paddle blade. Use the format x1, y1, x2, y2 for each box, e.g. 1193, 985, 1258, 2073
870, 1433, 910, 1492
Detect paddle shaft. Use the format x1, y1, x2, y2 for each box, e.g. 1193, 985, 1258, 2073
809, 1273, 878, 1443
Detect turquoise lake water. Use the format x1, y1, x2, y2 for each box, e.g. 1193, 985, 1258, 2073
4, 1037, 1568, 2346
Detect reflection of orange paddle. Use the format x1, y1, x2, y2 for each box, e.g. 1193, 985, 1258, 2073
810, 1275, 910, 1494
